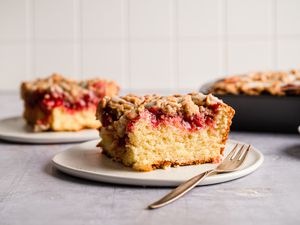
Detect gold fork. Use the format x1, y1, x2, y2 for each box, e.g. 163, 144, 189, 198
148, 144, 251, 209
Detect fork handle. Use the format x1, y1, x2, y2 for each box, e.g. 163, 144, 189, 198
148, 169, 214, 209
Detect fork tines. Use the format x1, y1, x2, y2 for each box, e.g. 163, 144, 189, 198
227, 144, 251, 161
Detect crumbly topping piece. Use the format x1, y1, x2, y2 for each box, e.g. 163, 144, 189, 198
96, 92, 222, 125
21, 73, 120, 105
209, 69, 300, 96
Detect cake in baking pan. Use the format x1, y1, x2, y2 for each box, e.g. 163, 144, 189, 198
209, 69, 300, 96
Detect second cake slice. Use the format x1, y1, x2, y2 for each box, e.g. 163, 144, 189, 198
96, 93, 235, 171
21, 74, 119, 132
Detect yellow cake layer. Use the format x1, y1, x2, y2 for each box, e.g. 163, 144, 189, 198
24, 106, 100, 131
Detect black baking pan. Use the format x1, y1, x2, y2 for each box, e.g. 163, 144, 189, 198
200, 83, 300, 133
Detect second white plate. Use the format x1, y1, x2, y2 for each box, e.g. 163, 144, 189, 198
52, 139, 264, 186
0, 117, 99, 144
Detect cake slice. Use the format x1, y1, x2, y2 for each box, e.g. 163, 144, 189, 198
21, 73, 119, 132
96, 93, 235, 171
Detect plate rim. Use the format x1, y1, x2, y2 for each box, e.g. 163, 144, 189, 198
52, 139, 264, 186
0, 116, 99, 144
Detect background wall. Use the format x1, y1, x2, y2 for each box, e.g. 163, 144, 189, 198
0, 0, 300, 91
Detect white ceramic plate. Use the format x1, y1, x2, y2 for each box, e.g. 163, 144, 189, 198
0, 117, 99, 144
52, 139, 264, 186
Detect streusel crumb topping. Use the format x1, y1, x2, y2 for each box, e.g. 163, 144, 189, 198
96, 92, 222, 124
21, 73, 119, 104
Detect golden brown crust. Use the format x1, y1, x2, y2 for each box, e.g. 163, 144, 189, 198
148, 158, 216, 171
209, 69, 300, 96
219, 104, 235, 155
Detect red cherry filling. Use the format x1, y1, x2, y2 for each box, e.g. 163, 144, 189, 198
126, 103, 220, 132
34, 91, 100, 114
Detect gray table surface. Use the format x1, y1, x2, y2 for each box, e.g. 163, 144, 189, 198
0, 92, 300, 225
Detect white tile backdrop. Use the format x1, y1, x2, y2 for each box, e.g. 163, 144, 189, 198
0, 0, 300, 91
